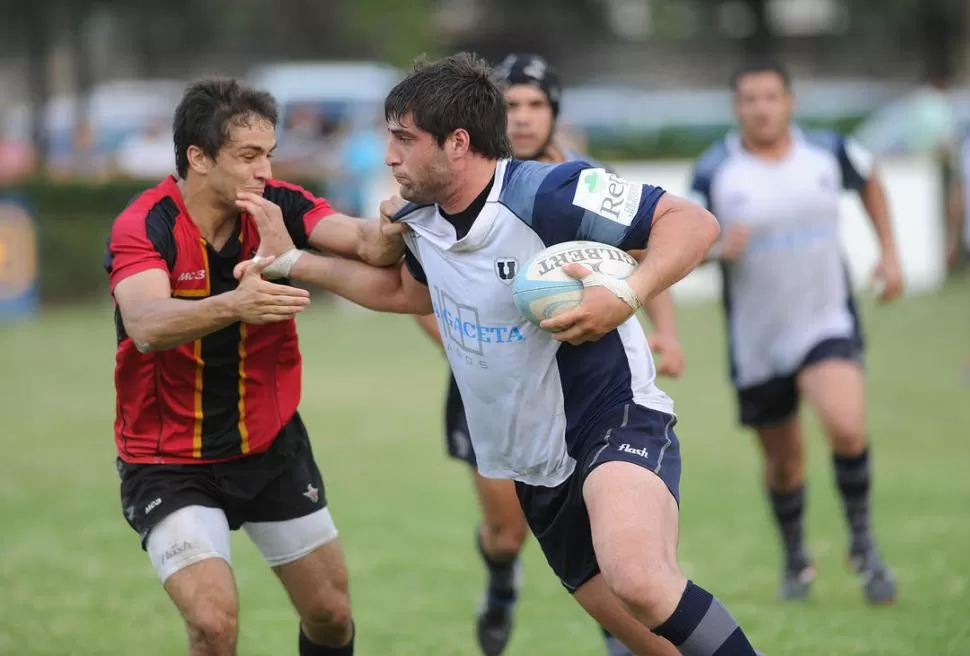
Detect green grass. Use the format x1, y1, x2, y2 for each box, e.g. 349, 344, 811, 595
1, 278, 969, 655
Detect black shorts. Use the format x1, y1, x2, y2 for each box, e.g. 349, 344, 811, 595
444, 374, 477, 467
118, 412, 327, 548
515, 403, 682, 593
736, 336, 864, 428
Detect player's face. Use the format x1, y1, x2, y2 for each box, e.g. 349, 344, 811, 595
210, 118, 276, 208
385, 114, 451, 204
505, 85, 554, 159
734, 71, 793, 147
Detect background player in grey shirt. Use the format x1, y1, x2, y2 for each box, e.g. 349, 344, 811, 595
690, 60, 903, 604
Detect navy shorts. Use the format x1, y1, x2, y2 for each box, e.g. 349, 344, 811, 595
515, 403, 682, 593
737, 336, 864, 428
444, 374, 477, 467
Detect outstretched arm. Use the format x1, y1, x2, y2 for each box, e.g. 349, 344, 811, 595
284, 252, 433, 315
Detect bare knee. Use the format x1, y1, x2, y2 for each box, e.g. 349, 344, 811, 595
602, 561, 687, 628
481, 514, 529, 558
759, 425, 804, 490
185, 598, 238, 655
301, 588, 354, 647
826, 419, 867, 455
765, 448, 803, 490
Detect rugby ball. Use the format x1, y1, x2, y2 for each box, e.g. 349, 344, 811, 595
512, 241, 637, 328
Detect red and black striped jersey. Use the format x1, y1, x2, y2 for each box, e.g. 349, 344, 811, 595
105, 175, 334, 464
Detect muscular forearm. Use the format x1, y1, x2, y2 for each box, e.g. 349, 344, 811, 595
290, 253, 429, 314
627, 209, 720, 303
861, 176, 898, 256
642, 290, 678, 336
125, 295, 238, 353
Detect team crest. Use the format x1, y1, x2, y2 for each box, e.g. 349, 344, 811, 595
494, 257, 518, 284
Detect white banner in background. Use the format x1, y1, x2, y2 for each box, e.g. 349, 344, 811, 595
366, 157, 946, 305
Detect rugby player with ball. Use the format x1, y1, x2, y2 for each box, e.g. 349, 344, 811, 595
242, 53, 762, 656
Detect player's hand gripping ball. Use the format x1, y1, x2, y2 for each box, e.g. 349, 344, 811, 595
513, 241, 639, 331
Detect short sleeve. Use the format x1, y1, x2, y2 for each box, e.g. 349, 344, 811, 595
400, 230, 428, 285
805, 131, 873, 192
403, 249, 427, 285
504, 161, 665, 251
105, 199, 175, 294
687, 140, 729, 213
263, 180, 337, 250
838, 136, 875, 191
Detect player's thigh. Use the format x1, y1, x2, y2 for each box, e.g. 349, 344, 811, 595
238, 413, 339, 565
514, 477, 599, 594
581, 405, 684, 612
573, 575, 680, 656
797, 346, 866, 443
237, 415, 347, 620
118, 458, 233, 584
146, 506, 238, 632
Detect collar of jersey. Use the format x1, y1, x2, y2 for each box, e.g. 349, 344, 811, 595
442, 158, 510, 252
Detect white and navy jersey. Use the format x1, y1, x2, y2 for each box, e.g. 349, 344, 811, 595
690, 128, 873, 388
396, 159, 674, 487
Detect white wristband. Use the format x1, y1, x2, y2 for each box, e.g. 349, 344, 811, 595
579, 271, 643, 312
253, 249, 304, 280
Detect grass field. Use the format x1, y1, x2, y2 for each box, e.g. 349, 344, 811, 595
1, 277, 969, 655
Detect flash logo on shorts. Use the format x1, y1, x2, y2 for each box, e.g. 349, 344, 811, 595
144, 497, 162, 515
302, 484, 319, 503
617, 443, 649, 459
160, 540, 194, 565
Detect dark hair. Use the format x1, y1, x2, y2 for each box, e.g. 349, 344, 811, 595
384, 52, 512, 159
730, 59, 791, 92
173, 77, 278, 178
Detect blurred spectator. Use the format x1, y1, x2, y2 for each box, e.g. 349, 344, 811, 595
48, 119, 112, 182
325, 114, 386, 216
272, 102, 330, 179
115, 119, 176, 180
0, 124, 35, 183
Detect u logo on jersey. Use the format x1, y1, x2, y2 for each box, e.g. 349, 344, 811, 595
495, 257, 518, 284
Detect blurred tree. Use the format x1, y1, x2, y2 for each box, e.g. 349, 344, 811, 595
343, 0, 440, 65
738, 0, 774, 60
21, 1, 52, 174
65, 0, 97, 151
444, 0, 614, 64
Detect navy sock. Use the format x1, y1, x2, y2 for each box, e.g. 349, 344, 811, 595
833, 448, 873, 555
299, 624, 354, 656
653, 581, 757, 656
477, 526, 518, 602
768, 484, 809, 570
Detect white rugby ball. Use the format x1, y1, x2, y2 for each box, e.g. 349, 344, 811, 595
512, 240, 637, 328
